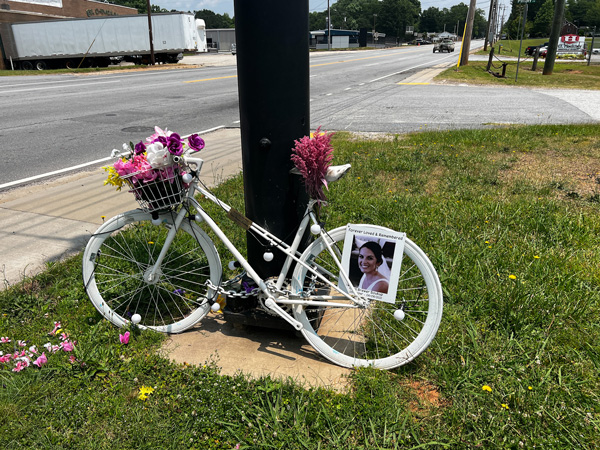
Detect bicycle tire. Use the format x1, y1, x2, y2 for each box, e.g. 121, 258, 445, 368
83, 210, 222, 333
292, 226, 442, 370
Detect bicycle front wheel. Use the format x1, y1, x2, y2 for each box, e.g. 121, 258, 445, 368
83, 210, 222, 333
292, 226, 442, 370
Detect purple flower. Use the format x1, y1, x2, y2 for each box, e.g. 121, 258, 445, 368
187, 134, 205, 152
167, 133, 184, 156
153, 136, 168, 147
134, 141, 147, 155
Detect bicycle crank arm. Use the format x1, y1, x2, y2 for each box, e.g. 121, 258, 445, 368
264, 298, 303, 331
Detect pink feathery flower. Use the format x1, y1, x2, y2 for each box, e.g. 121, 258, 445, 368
119, 331, 130, 345
17, 340, 26, 347
33, 352, 48, 368
0, 337, 10, 343
0, 354, 12, 363
291, 126, 334, 202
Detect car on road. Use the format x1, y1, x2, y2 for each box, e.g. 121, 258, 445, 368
433, 39, 455, 53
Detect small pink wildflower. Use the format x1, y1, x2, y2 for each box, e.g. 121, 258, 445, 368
12, 361, 28, 372
61, 341, 74, 352
17, 340, 26, 347
119, 331, 131, 345
29, 345, 37, 354
59, 332, 69, 341
33, 352, 48, 368
0, 354, 12, 363
49, 322, 61, 336
0, 337, 10, 343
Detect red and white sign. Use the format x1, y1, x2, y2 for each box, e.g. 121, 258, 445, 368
558, 34, 586, 54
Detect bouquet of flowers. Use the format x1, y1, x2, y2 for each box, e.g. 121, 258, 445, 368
104, 127, 205, 211
104, 126, 205, 190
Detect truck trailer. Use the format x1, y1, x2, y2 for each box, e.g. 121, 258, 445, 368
0, 13, 207, 70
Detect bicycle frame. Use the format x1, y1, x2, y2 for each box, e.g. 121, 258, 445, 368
145, 176, 364, 330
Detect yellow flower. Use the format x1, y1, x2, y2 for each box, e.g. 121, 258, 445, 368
482, 385, 492, 392
534, 255, 540, 259
528, 386, 533, 390
501, 403, 509, 410
508, 275, 517, 280
138, 385, 155, 401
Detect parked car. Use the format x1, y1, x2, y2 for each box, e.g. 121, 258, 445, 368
538, 46, 548, 57
230, 43, 236, 55
593, 48, 599, 54
525, 42, 550, 56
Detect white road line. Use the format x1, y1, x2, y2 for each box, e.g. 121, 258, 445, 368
369, 54, 456, 83
0, 80, 120, 94
0, 126, 225, 190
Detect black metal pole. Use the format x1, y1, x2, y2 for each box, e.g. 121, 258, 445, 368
233, 1, 310, 278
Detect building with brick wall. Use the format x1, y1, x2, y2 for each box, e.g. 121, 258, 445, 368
0, 0, 137, 68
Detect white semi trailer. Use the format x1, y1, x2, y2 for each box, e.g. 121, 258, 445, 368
0, 12, 207, 70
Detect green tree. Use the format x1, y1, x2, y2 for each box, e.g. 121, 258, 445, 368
567, 0, 600, 27
195, 9, 234, 28
378, 0, 421, 39
532, 0, 555, 36
309, 10, 328, 30
420, 7, 444, 33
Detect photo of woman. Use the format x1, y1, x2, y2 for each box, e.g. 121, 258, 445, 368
357, 241, 390, 294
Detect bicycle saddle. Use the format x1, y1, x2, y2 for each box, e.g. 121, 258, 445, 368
289, 164, 351, 183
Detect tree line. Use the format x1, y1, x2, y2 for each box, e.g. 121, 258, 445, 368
504, 0, 600, 39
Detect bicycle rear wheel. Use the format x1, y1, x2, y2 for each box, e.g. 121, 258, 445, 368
292, 226, 442, 370
83, 210, 222, 333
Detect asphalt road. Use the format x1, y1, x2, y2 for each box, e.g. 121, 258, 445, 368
1, 41, 599, 187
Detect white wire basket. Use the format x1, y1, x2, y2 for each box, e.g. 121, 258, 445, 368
123, 168, 185, 212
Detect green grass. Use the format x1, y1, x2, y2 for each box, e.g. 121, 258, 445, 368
2, 124, 600, 448
437, 60, 600, 89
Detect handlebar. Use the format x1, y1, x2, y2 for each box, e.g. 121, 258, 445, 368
111, 146, 204, 177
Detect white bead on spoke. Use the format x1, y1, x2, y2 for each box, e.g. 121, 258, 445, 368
393, 309, 405, 321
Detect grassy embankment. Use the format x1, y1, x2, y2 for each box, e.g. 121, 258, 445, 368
1, 124, 600, 449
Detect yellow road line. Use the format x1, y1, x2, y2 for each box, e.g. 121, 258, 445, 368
185, 75, 238, 83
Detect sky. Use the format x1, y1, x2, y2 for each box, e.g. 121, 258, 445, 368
152, 0, 506, 25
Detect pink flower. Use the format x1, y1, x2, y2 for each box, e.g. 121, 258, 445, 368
291, 126, 334, 202
33, 352, 47, 368
59, 332, 69, 341
49, 321, 62, 335
0, 354, 12, 363
17, 340, 26, 347
119, 331, 130, 345
0, 337, 10, 343
12, 361, 28, 372
61, 341, 74, 352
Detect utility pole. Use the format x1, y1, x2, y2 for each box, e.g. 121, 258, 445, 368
459, 0, 477, 66
327, 0, 331, 50
515, 0, 529, 82
233, 0, 310, 278
543, 0, 566, 75
145, 0, 155, 65
484, 0, 496, 51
